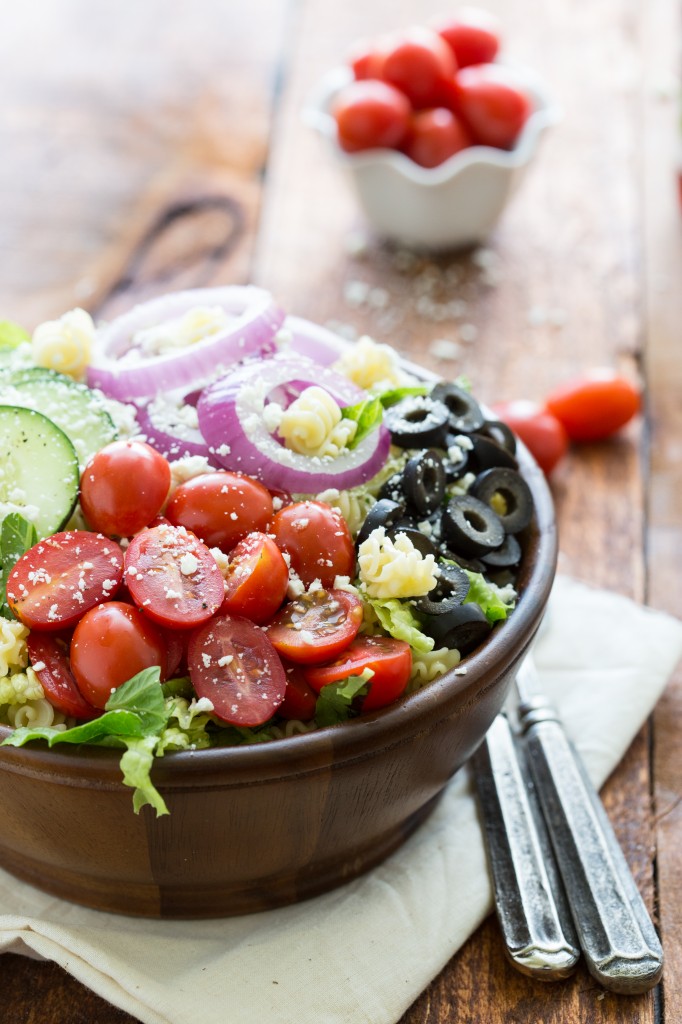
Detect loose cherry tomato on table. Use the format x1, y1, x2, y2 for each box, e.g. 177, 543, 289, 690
124, 522, 224, 630
332, 79, 411, 153
70, 601, 168, 709
433, 8, 501, 68
304, 636, 412, 712
6, 531, 124, 630
347, 36, 387, 80
26, 632, 99, 720
403, 107, 472, 168
269, 500, 355, 588
491, 400, 569, 475
187, 613, 286, 727
165, 471, 273, 553
380, 26, 457, 108
545, 370, 641, 442
451, 64, 531, 149
79, 440, 171, 537
266, 589, 363, 665
220, 532, 289, 625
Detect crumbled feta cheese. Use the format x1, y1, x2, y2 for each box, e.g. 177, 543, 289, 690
179, 553, 199, 576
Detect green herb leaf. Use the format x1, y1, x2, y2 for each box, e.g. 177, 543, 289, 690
105, 666, 167, 734
376, 385, 429, 408
341, 397, 383, 448
314, 673, 370, 727
0, 512, 38, 620
0, 320, 30, 350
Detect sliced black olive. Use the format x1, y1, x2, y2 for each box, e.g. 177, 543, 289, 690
431, 382, 485, 434
378, 473, 405, 504
432, 561, 471, 602
412, 593, 466, 627
439, 604, 493, 655
383, 395, 450, 448
470, 467, 534, 535
480, 532, 522, 569
403, 448, 446, 516
442, 439, 471, 482
356, 498, 405, 546
441, 494, 506, 557
439, 549, 486, 574
387, 523, 440, 558
480, 418, 517, 456
469, 432, 519, 472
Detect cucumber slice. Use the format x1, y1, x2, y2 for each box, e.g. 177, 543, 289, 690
0, 375, 117, 468
0, 406, 79, 538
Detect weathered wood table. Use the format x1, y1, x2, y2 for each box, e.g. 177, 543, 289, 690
1, 0, 681, 1020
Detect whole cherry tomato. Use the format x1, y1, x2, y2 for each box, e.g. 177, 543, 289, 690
451, 64, 531, 149
491, 400, 569, 475
332, 79, 411, 153
269, 500, 355, 587
433, 8, 501, 68
347, 36, 387, 80
403, 107, 472, 167
70, 601, 168, 709
79, 440, 171, 537
165, 471, 273, 553
380, 26, 457, 108
544, 370, 641, 442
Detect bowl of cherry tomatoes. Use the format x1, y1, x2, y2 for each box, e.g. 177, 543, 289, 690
304, 8, 559, 250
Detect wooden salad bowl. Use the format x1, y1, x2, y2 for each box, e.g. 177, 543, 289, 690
0, 438, 556, 918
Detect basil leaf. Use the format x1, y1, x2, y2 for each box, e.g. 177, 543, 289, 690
105, 666, 168, 735
341, 397, 383, 448
0, 512, 38, 620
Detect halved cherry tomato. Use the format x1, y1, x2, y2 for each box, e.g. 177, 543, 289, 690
269, 500, 355, 588
26, 632, 99, 721
6, 531, 124, 631
70, 601, 168, 709
381, 27, 457, 108
304, 636, 412, 712
79, 440, 171, 537
220, 532, 288, 625
451, 64, 531, 149
124, 523, 224, 629
491, 400, 569, 475
332, 79, 411, 153
266, 589, 363, 665
165, 471, 273, 553
433, 9, 501, 68
278, 662, 318, 721
187, 613, 286, 726
403, 107, 472, 168
545, 370, 641, 442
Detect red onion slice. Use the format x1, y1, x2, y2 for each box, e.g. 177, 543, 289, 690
87, 286, 284, 401
197, 355, 391, 493
133, 388, 219, 465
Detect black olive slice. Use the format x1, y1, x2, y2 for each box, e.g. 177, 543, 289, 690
412, 593, 465, 623
356, 498, 405, 546
441, 494, 506, 557
383, 396, 450, 448
435, 561, 471, 602
470, 433, 519, 472
441, 604, 493, 655
480, 532, 522, 569
403, 449, 446, 516
387, 523, 440, 558
378, 473, 405, 504
431, 382, 485, 434
439, 549, 486, 574
480, 418, 517, 455
442, 439, 471, 481
470, 467, 534, 535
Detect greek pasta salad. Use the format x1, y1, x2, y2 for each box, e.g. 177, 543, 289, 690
0, 287, 533, 814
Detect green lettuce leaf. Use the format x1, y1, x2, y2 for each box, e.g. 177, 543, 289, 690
120, 736, 169, 816
315, 673, 371, 727
463, 570, 516, 623
366, 597, 435, 654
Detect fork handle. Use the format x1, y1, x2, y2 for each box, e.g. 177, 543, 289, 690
473, 713, 580, 980
519, 698, 664, 994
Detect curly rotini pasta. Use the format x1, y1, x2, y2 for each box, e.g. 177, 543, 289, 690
6, 696, 66, 729
0, 619, 29, 676
407, 646, 462, 692
357, 527, 438, 599
32, 306, 95, 380
272, 386, 357, 458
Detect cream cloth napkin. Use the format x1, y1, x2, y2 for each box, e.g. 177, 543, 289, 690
2, 576, 682, 1024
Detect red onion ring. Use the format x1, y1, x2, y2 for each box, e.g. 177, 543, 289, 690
87, 286, 284, 401
197, 355, 391, 492
133, 388, 219, 465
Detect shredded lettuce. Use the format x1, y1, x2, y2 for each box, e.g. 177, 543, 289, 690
315, 673, 371, 727
365, 597, 435, 654
463, 570, 516, 623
